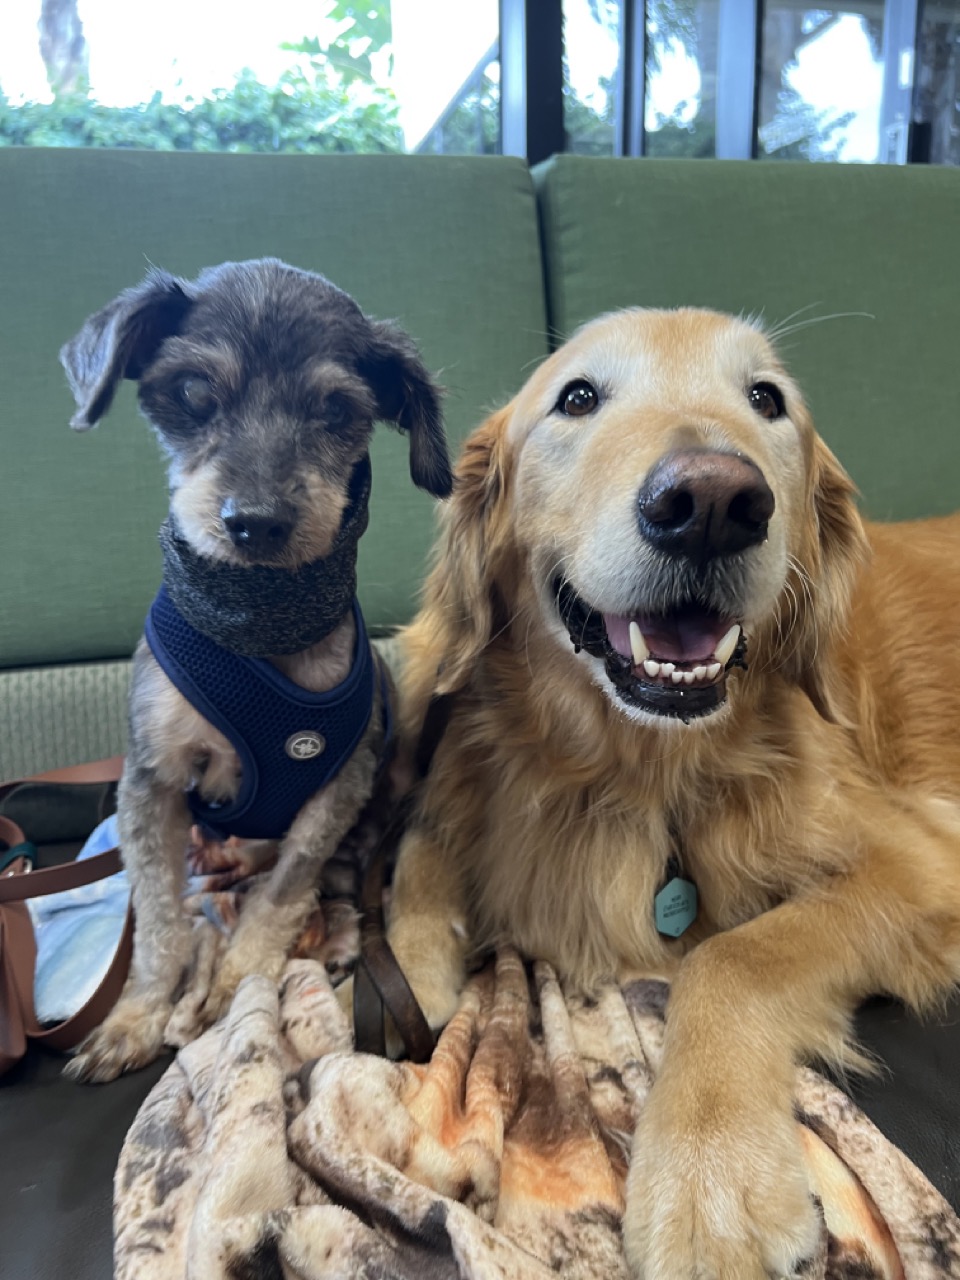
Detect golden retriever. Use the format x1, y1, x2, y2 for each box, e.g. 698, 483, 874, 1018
383, 307, 960, 1278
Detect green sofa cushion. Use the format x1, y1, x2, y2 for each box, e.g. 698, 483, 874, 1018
534, 156, 960, 522
0, 149, 548, 670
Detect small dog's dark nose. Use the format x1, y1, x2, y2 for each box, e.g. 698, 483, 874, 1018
220, 499, 296, 557
637, 449, 775, 559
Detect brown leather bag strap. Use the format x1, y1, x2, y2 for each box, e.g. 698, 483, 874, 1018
0, 755, 124, 807
0, 756, 125, 902
0, 759, 131, 1064
0, 900, 35, 1073
31, 902, 134, 1051
0, 845, 124, 903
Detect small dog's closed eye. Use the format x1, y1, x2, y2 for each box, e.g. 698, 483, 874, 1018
59, 257, 451, 1082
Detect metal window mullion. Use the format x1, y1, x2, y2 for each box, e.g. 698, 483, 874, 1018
617, 0, 647, 156
499, 0, 565, 163
880, 0, 922, 163
715, 0, 761, 158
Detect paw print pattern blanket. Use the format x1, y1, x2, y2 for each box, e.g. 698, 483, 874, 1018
114, 947, 960, 1279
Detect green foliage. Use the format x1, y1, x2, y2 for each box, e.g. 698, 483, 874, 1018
282, 1, 394, 85
645, 116, 716, 158
564, 73, 617, 156
0, 61, 403, 153
646, 0, 699, 74
2, 0, 401, 153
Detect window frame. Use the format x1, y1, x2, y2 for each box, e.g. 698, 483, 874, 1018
497, 0, 942, 165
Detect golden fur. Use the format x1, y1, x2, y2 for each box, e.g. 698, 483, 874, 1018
385, 308, 960, 1278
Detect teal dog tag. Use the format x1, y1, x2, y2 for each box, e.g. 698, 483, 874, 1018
655, 875, 698, 938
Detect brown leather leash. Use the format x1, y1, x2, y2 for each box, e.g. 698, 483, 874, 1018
0, 758, 132, 1075
352, 692, 455, 1063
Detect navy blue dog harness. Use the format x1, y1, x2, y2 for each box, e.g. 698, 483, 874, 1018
145, 584, 388, 841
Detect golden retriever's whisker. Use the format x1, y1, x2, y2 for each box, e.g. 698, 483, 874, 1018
769, 311, 876, 344
488, 604, 525, 649
761, 302, 824, 342
522, 615, 539, 682
760, 565, 809, 678
766, 558, 819, 678
522, 322, 572, 345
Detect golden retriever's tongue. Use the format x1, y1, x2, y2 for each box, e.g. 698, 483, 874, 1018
604, 609, 730, 663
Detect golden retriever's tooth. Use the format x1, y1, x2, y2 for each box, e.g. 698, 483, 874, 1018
671, 670, 684, 684
643, 658, 660, 678
629, 621, 650, 666
693, 665, 707, 681
660, 662, 675, 676
714, 624, 741, 667
682, 670, 696, 684
707, 662, 721, 680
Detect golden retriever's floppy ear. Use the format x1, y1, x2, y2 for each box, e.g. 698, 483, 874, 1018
783, 435, 869, 723
413, 403, 513, 697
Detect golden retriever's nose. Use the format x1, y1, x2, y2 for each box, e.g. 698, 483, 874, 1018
637, 449, 774, 560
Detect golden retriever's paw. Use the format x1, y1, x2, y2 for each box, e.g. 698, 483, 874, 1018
387, 920, 465, 1025
623, 1100, 821, 1280
64, 998, 172, 1083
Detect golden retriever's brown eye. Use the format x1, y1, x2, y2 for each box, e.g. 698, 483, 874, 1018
179, 375, 217, 419
748, 382, 785, 421
557, 380, 600, 417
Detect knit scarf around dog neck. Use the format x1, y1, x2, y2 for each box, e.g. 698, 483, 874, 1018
157, 456, 371, 657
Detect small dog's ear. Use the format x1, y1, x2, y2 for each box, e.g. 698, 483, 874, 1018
362, 320, 452, 498
60, 269, 192, 430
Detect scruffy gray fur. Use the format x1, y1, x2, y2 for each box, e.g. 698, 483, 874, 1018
58, 259, 450, 1082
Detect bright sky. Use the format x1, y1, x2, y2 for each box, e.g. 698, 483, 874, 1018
0, 0, 887, 160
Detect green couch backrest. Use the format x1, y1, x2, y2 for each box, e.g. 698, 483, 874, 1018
0, 149, 549, 670
535, 156, 960, 523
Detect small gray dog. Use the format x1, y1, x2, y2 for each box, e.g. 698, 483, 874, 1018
59, 258, 451, 1082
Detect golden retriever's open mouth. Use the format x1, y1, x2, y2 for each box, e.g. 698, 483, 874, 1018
556, 580, 748, 722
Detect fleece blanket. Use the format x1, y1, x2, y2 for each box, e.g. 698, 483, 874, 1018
115, 943, 960, 1280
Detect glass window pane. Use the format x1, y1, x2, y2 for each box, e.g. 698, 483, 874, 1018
914, 0, 960, 165
395, 0, 500, 154
758, 5, 886, 161
0, 0, 501, 155
563, 0, 622, 156
645, 0, 719, 157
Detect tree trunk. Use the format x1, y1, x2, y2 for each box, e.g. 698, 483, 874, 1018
39, 0, 89, 97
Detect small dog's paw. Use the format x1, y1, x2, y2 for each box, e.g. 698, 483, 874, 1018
623, 1088, 821, 1280
196, 968, 242, 1029
198, 944, 286, 1030
65, 999, 171, 1083
164, 918, 226, 1047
